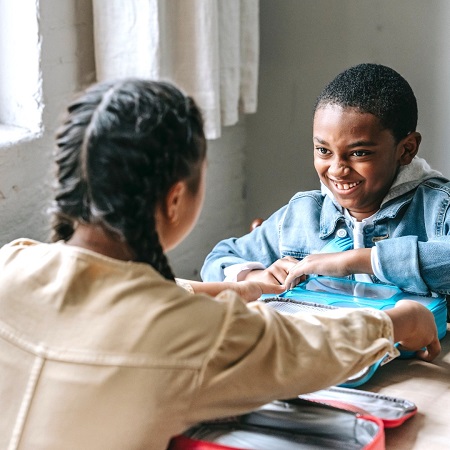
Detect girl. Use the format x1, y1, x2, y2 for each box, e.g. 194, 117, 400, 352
0, 79, 439, 449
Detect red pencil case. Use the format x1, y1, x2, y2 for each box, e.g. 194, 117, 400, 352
297, 385, 417, 429
169, 387, 416, 450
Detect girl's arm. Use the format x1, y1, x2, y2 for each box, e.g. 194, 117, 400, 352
176, 278, 285, 302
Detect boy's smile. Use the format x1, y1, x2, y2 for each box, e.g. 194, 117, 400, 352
313, 105, 409, 221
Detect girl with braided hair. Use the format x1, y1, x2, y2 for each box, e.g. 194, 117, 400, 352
51, 78, 280, 300
52, 78, 201, 279
0, 78, 439, 449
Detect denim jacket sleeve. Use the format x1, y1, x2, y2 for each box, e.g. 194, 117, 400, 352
200, 205, 288, 281
200, 191, 341, 282
375, 179, 450, 296
376, 235, 450, 295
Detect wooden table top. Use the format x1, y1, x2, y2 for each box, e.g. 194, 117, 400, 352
361, 325, 450, 450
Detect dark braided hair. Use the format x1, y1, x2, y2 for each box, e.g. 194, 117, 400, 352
314, 63, 418, 143
50, 78, 206, 280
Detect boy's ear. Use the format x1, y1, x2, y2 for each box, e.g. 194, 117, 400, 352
399, 131, 421, 165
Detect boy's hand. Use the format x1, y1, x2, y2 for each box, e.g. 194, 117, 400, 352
285, 249, 373, 290
244, 256, 300, 285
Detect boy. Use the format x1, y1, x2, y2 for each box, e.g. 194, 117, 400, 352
201, 63, 450, 296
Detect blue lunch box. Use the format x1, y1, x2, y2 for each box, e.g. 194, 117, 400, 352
260, 276, 448, 387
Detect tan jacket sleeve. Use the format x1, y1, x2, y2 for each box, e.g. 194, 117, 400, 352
175, 278, 195, 294
189, 290, 397, 422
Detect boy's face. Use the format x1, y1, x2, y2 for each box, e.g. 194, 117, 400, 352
313, 105, 407, 220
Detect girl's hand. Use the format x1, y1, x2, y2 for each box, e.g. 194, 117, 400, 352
185, 279, 285, 302
232, 280, 286, 302
385, 300, 441, 361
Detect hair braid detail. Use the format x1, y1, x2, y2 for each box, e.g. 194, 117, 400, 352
50, 78, 206, 281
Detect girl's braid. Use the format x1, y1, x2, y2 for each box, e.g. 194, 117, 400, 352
51, 79, 205, 280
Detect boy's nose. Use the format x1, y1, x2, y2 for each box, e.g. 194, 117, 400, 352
328, 160, 350, 177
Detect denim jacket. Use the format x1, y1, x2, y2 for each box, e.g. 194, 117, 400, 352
201, 161, 450, 296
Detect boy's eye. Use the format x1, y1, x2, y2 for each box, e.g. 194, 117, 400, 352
352, 150, 370, 157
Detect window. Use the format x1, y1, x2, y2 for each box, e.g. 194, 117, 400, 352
0, 0, 42, 145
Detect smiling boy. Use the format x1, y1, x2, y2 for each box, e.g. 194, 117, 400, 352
201, 63, 450, 297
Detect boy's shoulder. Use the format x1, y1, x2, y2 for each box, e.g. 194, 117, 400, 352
420, 177, 450, 194
419, 176, 450, 189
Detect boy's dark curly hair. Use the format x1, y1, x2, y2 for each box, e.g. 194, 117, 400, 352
51, 78, 206, 280
314, 63, 418, 143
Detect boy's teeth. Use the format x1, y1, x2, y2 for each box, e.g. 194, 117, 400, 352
335, 181, 359, 190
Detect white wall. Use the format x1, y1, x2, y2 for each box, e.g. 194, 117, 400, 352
244, 0, 450, 223
1, 1, 450, 279
168, 122, 247, 279
0, 0, 247, 281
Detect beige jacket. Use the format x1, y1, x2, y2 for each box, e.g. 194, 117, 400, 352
0, 239, 397, 449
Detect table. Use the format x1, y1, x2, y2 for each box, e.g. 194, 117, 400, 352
362, 325, 450, 450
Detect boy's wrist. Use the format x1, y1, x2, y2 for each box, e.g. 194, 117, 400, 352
344, 248, 373, 275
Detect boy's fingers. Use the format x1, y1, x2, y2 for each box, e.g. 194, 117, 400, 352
285, 275, 302, 291
285, 264, 303, 289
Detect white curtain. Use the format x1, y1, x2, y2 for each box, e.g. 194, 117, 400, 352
92, 0, 259, 140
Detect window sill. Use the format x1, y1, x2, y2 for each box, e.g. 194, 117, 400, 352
0, 124, 41, 148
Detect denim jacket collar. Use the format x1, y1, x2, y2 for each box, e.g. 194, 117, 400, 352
320, 195, 346, 238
